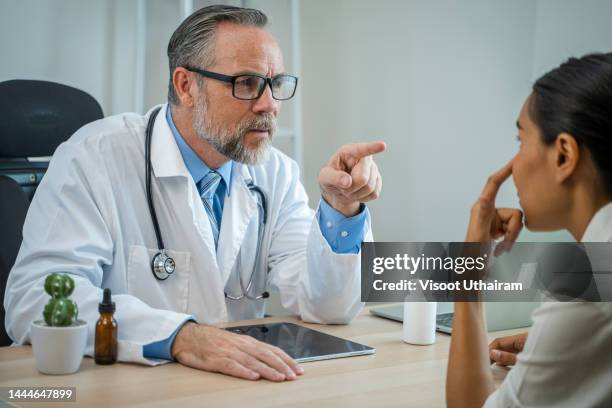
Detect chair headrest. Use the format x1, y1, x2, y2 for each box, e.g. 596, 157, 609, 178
0, 80, 103, 157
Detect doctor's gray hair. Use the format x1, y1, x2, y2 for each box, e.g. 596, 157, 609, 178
167, 5, 268, 106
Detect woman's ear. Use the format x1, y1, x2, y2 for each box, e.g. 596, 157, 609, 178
554, 132, 580, 183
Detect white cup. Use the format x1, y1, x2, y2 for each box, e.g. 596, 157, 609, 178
402, 302, 437, 345
30, 320, 88, 375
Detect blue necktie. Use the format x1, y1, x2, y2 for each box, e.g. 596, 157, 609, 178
198, 171, 222, 247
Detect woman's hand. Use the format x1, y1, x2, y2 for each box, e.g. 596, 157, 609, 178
489, 332, 528, 366
447, 160, 524, 408
465, 160, 524, 255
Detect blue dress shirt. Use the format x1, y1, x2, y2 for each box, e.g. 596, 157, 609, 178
143, 106, 369, 360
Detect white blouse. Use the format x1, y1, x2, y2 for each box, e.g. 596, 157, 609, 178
484, 202, 612, 407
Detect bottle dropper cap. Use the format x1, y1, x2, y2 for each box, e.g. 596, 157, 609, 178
99, 288, 116, 313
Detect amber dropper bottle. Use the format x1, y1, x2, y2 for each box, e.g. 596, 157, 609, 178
95, 288, 118, 365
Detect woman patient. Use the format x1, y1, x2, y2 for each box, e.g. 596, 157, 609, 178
446, 53, 612, 407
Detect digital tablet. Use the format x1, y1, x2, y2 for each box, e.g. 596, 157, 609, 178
225, 322, 375, 363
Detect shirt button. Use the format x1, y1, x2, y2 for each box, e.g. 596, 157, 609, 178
326, 221, 333, 228
340, 230, 349, 238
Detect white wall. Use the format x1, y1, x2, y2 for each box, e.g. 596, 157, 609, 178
532, 0, 612, 79
300, 0, 537, 241
0, 0, 116, 113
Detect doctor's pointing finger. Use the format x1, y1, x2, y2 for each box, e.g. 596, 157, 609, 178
319, 141, 386, 217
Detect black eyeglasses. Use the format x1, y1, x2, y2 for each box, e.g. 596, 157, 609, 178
184, 66, 298, 101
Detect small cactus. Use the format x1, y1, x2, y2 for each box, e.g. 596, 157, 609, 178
43, 273, 78, 327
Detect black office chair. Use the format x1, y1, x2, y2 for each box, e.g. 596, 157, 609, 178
0, 176, 30, 346
0, 79, 103, 346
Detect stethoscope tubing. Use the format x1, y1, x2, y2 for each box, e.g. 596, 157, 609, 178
145, 107, 268, 299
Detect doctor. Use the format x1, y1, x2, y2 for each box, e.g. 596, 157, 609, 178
4, 5, 384, 382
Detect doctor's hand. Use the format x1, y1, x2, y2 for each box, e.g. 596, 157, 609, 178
465, 160, 523, 255
319, 141, 386, 217
171, 322, 303, 381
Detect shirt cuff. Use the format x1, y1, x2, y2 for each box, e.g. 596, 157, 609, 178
143, 316, 195, 360
318, 198, 369, 254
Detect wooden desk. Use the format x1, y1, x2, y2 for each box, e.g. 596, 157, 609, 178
0, 306, 524, 407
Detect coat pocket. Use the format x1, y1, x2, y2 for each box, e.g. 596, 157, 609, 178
126, 245, 191, 313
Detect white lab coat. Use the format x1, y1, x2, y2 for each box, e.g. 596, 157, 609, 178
4, 104, 371, 365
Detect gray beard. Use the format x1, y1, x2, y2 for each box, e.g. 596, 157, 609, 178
193, 95, 276, 165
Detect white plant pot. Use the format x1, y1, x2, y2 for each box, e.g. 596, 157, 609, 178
30, 320, 88, 375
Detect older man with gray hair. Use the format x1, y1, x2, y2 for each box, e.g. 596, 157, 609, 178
5, 5, 384, 381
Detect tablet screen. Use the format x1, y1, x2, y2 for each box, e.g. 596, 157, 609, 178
225, 322, 375, 362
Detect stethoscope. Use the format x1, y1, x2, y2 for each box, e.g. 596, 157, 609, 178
145, 106, 269, 300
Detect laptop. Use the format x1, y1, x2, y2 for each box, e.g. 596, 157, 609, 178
226, 322, 375, 362
370, 302, 538, 334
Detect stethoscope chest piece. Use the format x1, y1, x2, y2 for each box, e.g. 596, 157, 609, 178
151, 250, 176, 280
